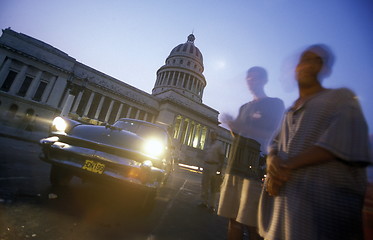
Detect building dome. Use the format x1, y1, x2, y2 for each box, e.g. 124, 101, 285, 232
168, 34, 203, 67
152, 34, 206, 103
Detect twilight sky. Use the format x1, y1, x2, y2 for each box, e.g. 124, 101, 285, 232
1, 0, 372, 133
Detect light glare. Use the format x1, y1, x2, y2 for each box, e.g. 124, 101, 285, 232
143, 138, 164, 157
52, 117, 67, 132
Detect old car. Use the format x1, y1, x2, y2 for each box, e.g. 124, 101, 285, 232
39, 117, 174, 208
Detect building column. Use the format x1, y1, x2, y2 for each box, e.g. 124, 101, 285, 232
158, 75, 162, 85
9, 64, 28, 94
41, 75, 57, 103
46, 76, 67, 107
104, 100, 114, 122
126, 106, 133, 118
196, 125, 203, 148
188, 122, 196, 146
176, 118, 184, 140
183, 120, 191, 145
61, 90, 74, 117
83, 92, 95, 117
171, 72, 176, 85
181, 73, 186, 87
0, 58, 12, 86
197, 82, 201, 94
94, 96, 105, 119
71, 90, 83, 113
135, 109, 140, 119
162, 72, 166, 85
143, 112, 148, 122
191, 79, 196, 92
175, 73, 180, 87
115, 103, 123, 122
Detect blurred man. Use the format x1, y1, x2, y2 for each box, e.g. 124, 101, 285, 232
199, 131, 225, 212
259, 44, 371, 240
218, 67, 284, 240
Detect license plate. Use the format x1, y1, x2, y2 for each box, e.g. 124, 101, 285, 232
82, 160, 105, 174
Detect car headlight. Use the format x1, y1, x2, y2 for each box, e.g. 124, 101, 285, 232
143, 138, 165, 157
52, 116, 67, 132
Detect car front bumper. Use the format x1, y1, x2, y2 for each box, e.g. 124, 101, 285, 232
40, 138, 166, 189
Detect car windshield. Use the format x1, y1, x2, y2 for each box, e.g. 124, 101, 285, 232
113, 119, 168, 144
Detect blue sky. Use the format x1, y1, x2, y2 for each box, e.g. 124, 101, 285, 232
1, 0, 372, 134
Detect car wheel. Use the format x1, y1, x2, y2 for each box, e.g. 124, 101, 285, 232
50, 165, 72, 187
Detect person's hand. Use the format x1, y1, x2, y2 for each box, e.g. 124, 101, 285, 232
266, 154, 291, 182
265, 176, 282, 196
265, 154, 292, 196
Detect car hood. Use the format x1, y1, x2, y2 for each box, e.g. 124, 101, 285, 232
66, 124, 146, 155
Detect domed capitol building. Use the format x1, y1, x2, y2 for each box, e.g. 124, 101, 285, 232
0, 28, 233, 167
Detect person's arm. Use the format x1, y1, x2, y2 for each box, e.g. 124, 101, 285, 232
268, 146, 334, 178
285, 146, 334, 170
266, 146, 335, 196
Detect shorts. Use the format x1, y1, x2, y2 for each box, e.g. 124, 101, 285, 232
217, 174, 263, 227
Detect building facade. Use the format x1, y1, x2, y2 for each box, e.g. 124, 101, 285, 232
0, 28, 233, 167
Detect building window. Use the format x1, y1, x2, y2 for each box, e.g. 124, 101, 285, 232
25, 108, 35, 119
1, 70, 18, 92
7, 104, 18, 119
24, 108, 35, 131
33, 81, 48, 102
17, 76, 33, 97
